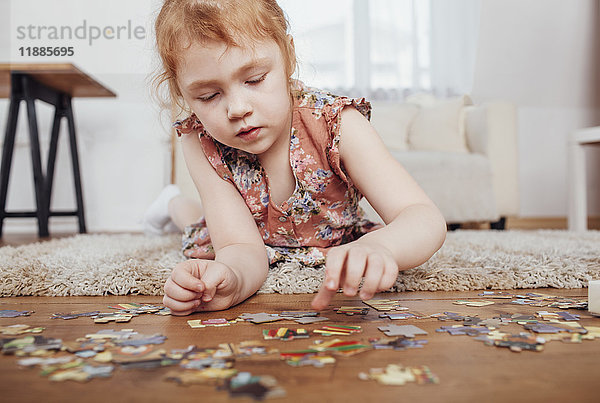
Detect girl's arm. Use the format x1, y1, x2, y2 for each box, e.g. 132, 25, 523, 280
312, 107, 447, 309
163, 133, 269, 314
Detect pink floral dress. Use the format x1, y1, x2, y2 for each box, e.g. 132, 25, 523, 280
173, 84, 382, 267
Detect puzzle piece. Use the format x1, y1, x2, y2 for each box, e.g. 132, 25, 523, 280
85, 329, 137, 340
437, 325, 489, 336
116, 334, 167, 347
453, 300, 495, 307
378, 324, 427, 337
311, 339, 371, 356
379, 312, 420, 320
18, 356, 75, 367
93, 313, 133, 324
359, 364, 439, 386
476, 331, 545, 352
51, 311, 100, 320
279, 311, 319, 318
187, 318, 232, 328
313, 325, 361, 336
225, 372, 286, 400
48, 364, 114, 382
0, 310, 33, 318
263, 327, 309, 341
370, 337, 428, 350
292, 316, 329, 325
0, 324, 44, 335
165, 368, 238, 385
362, 299, 409, 311
478, 291, 513, 299
1, 335, 62, 355
334, 306, 369, 316
239, 313, 283, 324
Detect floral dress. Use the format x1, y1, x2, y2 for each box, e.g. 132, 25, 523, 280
173, 84, 383, 267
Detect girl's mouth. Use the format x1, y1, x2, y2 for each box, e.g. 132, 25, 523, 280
237, 127, 260, 141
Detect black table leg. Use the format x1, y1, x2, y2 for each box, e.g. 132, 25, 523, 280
0, 97, 21, 238
23, 76, 50, 237
64, 96, 86, 233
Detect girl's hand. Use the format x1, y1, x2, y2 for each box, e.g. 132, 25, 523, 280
163, 259, 240, 315
311, 241, 399, 310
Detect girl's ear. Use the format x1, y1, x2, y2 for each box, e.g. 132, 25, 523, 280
286, 34, 296, 76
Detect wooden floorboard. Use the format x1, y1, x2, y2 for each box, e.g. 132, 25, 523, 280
0, 290, 597, 403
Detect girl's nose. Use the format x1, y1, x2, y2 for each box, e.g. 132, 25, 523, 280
227, 95, 252, 120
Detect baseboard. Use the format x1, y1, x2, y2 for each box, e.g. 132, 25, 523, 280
455, 216, 600, 230
506, 216, 600, 230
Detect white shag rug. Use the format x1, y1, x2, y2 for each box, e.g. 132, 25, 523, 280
0, 230, 598, 297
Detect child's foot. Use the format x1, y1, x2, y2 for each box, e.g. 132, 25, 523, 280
143, 184, 181, 235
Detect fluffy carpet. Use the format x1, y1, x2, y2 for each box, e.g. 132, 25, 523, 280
1, 230, 599, 297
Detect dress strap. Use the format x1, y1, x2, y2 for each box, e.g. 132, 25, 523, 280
322, 96, 372, 184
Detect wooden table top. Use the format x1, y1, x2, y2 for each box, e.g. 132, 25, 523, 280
0, 289, 597, 403
0, 63, 116, 98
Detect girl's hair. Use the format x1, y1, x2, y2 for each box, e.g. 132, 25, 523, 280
153, 0, 297, 114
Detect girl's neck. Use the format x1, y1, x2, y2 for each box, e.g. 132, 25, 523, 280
257, 108, 293, 172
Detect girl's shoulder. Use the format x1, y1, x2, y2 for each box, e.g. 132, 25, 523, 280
292, 81, 372, 122
292, 81, 339, 110
173, 113, 204, 137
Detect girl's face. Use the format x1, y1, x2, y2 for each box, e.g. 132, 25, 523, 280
177, 38, 293, 156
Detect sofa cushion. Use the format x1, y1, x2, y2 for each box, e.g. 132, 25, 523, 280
370, 102, 419, 151
389, 150, 499, 223
407, 95, 472, 153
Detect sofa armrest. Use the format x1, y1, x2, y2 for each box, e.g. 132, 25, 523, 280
464, 102, 520, 216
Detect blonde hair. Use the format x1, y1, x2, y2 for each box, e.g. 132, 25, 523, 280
153, 0, 297, 113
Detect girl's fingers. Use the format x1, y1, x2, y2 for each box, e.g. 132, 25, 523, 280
312, 247, 348, 310
323, 247, 347, 291
378, 256, 399, 292
342, 246, 367, 296
359, 253, 384, 300
197, 264, 228, 303
311, 283, 337, 311
162, 294, 200, 316
170, 261, 206, 292
164, 277, 202, 302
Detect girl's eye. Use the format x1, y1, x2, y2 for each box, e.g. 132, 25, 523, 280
197, 93, 218, 102
246, 73, 267, 84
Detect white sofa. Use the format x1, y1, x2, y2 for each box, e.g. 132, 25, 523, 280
174, 94, 519, 229
365, 94, 519, 228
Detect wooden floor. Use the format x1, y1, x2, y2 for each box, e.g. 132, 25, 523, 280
1, 290, 598, 403
0, 233, 598, 402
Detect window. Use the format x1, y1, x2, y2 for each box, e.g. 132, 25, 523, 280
280, 0, 481, 99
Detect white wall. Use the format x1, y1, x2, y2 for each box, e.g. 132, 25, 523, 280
472, 0, 600, 217
0, 0, 172, 233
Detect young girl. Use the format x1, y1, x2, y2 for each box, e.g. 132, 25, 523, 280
151, 0, 447, 315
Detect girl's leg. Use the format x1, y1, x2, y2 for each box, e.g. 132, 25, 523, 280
168, 195, 203, 230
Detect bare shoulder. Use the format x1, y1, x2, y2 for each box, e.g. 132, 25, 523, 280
338, 106, 436, 223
